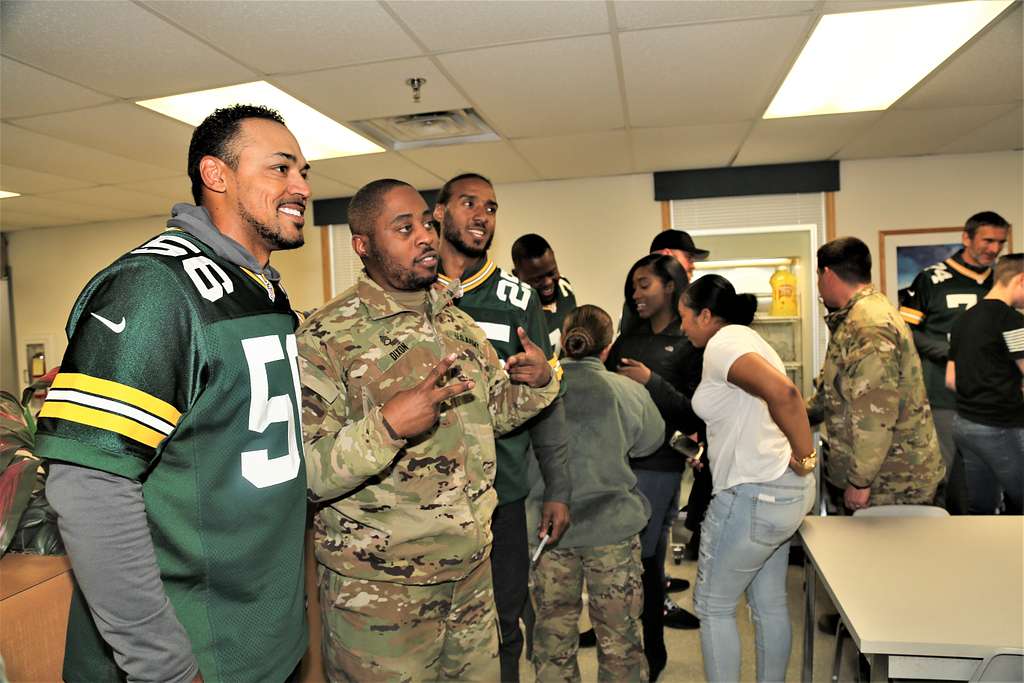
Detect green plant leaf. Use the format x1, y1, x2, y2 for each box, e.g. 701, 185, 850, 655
0, 457, 39, 556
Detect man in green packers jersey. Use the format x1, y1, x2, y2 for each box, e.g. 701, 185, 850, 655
435, 173, 572, 682
298, 179, 558, 681
511, 233, 577, 356
37, 105, 311, 683
899, 211, 1010, 512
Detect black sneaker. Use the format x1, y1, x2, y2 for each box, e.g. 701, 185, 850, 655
664, 598, 700, 629
578, 628, 597, 648
665, 577, 690, 593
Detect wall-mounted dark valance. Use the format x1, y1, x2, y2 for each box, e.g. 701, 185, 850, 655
313, 189, 440, 226
653, 160, 839, 201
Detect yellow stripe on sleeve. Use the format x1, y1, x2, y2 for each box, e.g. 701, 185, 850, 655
899, 306, 924, 325
51, 373, 181, 425
39, 402, 167, 448
548, 357, 564, 381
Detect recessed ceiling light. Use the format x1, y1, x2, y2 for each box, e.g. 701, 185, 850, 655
0, 190, 22, 199
137, 81, 384, 160
765, 0, 1013, 119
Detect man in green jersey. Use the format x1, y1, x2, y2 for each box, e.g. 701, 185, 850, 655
435, 173, 572, 681
37, 105, 310, 683
899, 211, 1010, 512
511, 233, 577, 356
299, 179, 558, 680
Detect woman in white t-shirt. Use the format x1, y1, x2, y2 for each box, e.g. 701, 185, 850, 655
679, 274, 817, 683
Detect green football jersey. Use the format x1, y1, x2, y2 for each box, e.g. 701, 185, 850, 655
542, 276, 577, 356
36, 230, 308, 682
438, 258, 561, 504
899, 251, 993, 409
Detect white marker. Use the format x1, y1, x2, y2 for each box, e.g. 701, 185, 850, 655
531, 533, 550, 565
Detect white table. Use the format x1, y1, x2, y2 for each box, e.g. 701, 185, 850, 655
799, 516, 1023, 682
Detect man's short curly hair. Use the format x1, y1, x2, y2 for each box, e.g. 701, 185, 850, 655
187, 104, 286, 205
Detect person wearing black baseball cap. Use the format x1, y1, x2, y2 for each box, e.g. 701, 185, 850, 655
649, 229, 710, 281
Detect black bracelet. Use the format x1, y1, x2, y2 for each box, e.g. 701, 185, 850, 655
381, 413, 402, 441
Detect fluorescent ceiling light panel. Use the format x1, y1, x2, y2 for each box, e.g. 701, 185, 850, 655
0, 190, 22, 199
765, 0, 1013, 119
137, 81, 384, 160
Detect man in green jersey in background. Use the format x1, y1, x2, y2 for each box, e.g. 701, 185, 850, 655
38, 105, 310, 683
435, 173, 572, 681
899, 211, 1010, 512
511, 233, 577, 356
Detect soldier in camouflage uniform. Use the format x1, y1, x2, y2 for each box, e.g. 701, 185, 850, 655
528, 305, 661, 683
808, 237, 946, 510
298, 179, 559, 682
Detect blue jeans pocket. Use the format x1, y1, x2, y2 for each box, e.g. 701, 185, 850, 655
749, 491, 806, 547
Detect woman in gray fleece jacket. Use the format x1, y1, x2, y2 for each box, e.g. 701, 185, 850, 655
527, 304, 665, 682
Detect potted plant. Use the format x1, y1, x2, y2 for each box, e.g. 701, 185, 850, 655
0, 367, 64, 557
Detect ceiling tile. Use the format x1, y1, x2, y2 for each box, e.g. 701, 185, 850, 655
390, 0, 609, 52
117, 176, 192, 203
1, 123, 180, 184
613, 1, 816, 30
0, 194, 138, 223
733, 112, 883, 166
940, 105, 1024, 155
37, 186, 170, 216
439, 36, 623, 138
273, 58, 469, 123
144, 1, 421, 74
631, 122, 750, 172
11, 103, 194, 172
620, 16, 814, 127
822, 1, 956, 14
0, 57, 114, 119
399, 141, 540, 184
837, 104, 1018, 159
896, 4, 1022, 110
0, 165, 96, 194
312, 152, 444, 190
0, 0, 256, 99
512, 131, 632, 179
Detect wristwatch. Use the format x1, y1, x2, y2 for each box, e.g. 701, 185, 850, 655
795, 449, 817, 471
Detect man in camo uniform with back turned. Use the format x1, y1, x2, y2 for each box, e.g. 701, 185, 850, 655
297, 178, 559, 681
809, 237, 945, 511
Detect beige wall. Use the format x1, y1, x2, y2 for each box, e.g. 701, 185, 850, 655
835, 150, 1023, 289
6, 149, 1022, 389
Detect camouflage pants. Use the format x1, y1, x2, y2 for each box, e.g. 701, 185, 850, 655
530, 535, 647, 683
317, 559, 499, 682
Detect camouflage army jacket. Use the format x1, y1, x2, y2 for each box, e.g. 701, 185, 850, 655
297, 273, 559, 585
807, 286, 945, 494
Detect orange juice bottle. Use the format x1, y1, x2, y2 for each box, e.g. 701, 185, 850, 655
770, 265, 797, 316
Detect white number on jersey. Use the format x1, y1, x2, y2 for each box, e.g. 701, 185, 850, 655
240, 334, 303, 488
134, 234, 237, 302
496, 272, 531, 311
183, 256, 234, 303
946, 293, 978, 310
132, 234, 201, 257
558, 279, 573, 299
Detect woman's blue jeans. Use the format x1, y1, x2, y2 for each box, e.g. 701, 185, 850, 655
694, 468, 815, 682
953, 414, 1024, 515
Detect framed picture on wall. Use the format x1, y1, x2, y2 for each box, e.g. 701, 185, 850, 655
878, 226, 1016, 304
879, 227, 962, 304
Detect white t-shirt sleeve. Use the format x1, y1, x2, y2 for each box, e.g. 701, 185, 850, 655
704, 326, 753, 384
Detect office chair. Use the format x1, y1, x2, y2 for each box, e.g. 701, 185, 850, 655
968, 648, 1024, 682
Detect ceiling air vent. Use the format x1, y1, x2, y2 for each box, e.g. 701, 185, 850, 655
348, 109, 500, 151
